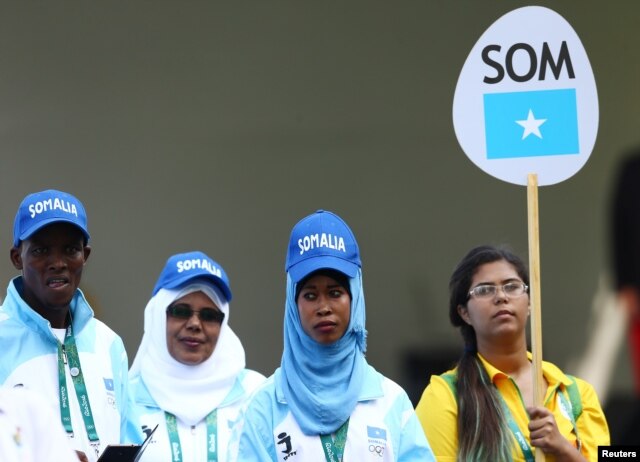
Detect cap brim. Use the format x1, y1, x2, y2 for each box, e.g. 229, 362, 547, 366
153, 274, 232, 302
16, 218, 90, 247
288, 256, 358, 283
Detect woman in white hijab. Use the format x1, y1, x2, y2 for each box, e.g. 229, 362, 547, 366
129, 251, 265, 462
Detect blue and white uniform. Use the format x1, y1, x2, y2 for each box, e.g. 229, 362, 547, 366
235, 366, 431, 462
131, 369, 265, 461
0, 277, 138, 462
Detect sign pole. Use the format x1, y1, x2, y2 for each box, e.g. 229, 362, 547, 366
527, 173, 546, 462
452, 7, 598, 460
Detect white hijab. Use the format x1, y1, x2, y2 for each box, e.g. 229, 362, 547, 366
129, 282, 245, 426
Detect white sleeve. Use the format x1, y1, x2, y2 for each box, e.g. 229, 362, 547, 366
0, 388, 78, 462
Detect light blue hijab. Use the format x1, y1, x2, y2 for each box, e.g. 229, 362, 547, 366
276, 268, 368, 435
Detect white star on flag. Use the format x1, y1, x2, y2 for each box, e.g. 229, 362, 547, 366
516, 109, 547, 140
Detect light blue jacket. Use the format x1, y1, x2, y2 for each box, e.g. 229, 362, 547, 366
130, 369, 265, 462
231, 365, 435, 462
0, 277, 140, 462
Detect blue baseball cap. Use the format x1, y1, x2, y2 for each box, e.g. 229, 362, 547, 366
13, 189, 90, 247
152, 251, 232, 301
285, 210, 361, 283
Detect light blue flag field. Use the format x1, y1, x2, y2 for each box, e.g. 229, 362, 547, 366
484, 88, 579, 159
367, 426, 387, 441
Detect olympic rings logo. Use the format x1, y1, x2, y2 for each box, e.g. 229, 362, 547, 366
369, 444, 385, 456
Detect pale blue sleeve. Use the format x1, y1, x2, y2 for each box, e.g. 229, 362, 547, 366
392, 392, 436, 462
230, 393, 278, 462
110, 338, 143, 444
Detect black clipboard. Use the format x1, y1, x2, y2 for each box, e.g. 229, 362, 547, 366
97, 424, 158, 462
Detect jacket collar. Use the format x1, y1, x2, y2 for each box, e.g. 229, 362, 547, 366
4, 276, 94, 339
134, 370, 250, 410
275, 364, 384, 404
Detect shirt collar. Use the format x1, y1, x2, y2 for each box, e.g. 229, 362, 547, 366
476, 351, 574, 388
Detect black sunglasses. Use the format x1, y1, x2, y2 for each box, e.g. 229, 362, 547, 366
166, 304, 225, 324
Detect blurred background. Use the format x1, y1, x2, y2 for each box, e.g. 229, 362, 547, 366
1, 0, 638, 442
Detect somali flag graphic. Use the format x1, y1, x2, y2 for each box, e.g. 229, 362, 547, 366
367, 426, 387, 441
484, 88, 579, 159
103, 378, 114, 391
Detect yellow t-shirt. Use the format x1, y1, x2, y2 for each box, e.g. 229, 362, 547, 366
415, 353, 609, 462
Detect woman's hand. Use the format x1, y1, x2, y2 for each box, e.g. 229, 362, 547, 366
527, 406, 585, 462
75, 450, 89, 462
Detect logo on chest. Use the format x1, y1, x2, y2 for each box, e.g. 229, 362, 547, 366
367, 426, 387, 457
277, 432, 297, 460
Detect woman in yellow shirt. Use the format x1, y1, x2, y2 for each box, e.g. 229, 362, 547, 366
415, 245, 609, 462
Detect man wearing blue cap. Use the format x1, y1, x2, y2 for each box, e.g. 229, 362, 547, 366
0, 189, 140, 462
231, 210, 434, 461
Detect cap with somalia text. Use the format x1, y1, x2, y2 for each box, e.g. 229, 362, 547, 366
152, 251, 232, 301
285, 210, 361, 283
13, 189, 89, 247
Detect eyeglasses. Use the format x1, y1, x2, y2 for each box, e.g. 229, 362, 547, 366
166, 304, 225, 323
468, 281, 528, 299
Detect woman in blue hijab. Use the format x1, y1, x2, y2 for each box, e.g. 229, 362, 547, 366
231, 210, 434, 461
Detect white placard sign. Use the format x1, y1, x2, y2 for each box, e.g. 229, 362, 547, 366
452, 6, 598, 186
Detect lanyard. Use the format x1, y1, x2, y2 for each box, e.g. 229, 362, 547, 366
320, 418, 349, 462
557, 389, 581, 450
497, 385, 581, 461
165, 409, 218, 462
57, 323, 100, 455
496, 392, 534, 462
